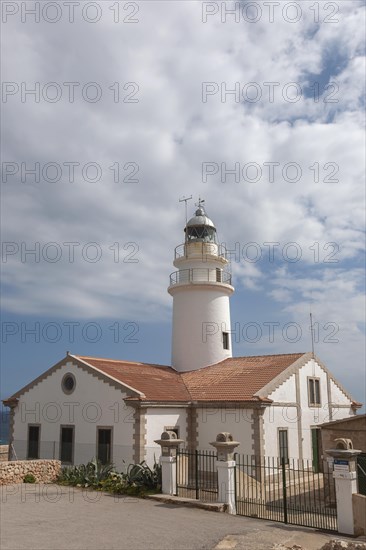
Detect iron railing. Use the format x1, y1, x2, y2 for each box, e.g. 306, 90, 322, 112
169, 268, 232, 286
357, 454, 366, 496
176, 448, 218, 502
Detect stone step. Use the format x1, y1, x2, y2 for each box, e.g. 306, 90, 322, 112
146, 494, 226, 512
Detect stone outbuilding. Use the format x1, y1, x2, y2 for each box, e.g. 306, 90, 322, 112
319, 414, 366, 454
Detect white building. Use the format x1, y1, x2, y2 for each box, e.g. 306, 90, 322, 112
3, 202, 361, 469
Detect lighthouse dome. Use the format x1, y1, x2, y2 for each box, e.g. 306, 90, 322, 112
184, 204, 217, 243
186, 206, 216, 229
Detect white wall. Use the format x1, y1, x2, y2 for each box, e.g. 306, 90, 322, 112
171, 287, 233, 371
298, 359, 353, 460
196, 406, 254, 454
264, 375, 299, 458
144, 407, 187, 466
329, 379, 355, 418
263, 405, 300, 459
12, 360, 134, 470
263, 360, 354, 461
268, 375, 297, 402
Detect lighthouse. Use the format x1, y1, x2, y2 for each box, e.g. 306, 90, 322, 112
168, 199, 235, 372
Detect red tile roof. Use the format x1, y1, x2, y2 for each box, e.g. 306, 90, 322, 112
181, 353, 305, 402
74, 353, 306, 403
75, 356, 191, 402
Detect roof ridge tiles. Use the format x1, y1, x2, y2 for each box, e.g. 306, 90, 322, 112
75, 354, 172, 369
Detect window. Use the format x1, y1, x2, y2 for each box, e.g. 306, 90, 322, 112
186, 226, 216, 243
27, 425, 40, 459
279, 429, 289, 465
216, 268, 222, 282
62, 373, 76, 395
308, 378, 321, 406
97, 428, 112, 465
222, 332, 229, 350
60, 426, 74, 464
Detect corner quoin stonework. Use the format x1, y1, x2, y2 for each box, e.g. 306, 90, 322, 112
187, 406, 199, 450
252, 408, 265, 457
132, 406, 147, 463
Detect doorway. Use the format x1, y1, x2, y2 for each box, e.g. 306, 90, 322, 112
97, 428, 112, 464
311, 427, 322, 473
60, 426, 74, 464
27, 425, 40, 459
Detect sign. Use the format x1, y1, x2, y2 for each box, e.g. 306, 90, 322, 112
334, 459, 349, 471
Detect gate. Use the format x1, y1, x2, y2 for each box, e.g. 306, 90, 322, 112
176, 448, 218, 502
357, 454, 366, 496
235, 454, 337, 531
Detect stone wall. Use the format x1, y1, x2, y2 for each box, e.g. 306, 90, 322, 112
353, 493, 366, 537
0, 460, 61, 485
0, 445, 9, 462
320, 416, 366, 453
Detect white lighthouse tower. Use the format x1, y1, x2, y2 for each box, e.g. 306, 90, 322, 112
168, 199, 234, 372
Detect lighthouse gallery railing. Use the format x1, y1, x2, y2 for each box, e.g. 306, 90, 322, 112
169, 268, 232, 286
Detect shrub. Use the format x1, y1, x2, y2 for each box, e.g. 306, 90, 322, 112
99, 472, 127, 494
57, 457, 161, 495
57, 459, 114, 488
125, 460, 161, 491
23, 473, 36, 483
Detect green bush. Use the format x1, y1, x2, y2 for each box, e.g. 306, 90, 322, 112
125, 460, 161, 491
23, 473, 36, 483
99, 472, 127, 494
57, 458, 161, 495
57, 458, 114, 488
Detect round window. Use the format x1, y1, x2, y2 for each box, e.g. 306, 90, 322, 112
62, 373, 76, 394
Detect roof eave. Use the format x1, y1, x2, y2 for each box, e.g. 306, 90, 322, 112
2, 397, 19, 407
254, 352, 311, 399
2, 355, 71, 402
70, 354, 145, 398
319, 413, 366, 427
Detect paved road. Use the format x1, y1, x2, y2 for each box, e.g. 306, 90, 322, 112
0, 484, 356, 550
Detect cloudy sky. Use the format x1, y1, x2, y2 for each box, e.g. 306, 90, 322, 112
1, 1, 365, 411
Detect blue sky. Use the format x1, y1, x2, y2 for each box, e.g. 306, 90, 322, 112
1, 1, 365, 411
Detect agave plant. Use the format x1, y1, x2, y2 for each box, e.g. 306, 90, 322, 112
57, 459, 116, 488
125, 459, 161, 489
57, 457, 161, 493
88, 458, 115, 485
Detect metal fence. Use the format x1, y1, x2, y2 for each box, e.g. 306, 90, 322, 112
357, 454, 366, 496
8, 440, 161, 472
169, 268, 232, 286
235, 454, 337, 532
176, 448, 218, 502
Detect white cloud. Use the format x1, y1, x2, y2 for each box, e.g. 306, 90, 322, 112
1, 0, 365, 402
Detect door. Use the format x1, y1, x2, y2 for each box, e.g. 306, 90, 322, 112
27, 425, 40, 459
97, 428, 112, 464
60, 426, 74, 464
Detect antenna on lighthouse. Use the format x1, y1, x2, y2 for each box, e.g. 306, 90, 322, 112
196, 196, 205, 209
310, 311, 315, 358
179, 195, 192, 226
309, 289, 316, 359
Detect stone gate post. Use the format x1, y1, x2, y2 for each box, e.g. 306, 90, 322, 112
210, 432, 240, 514
154, 431, 184, 496
326, 448, 362, 535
